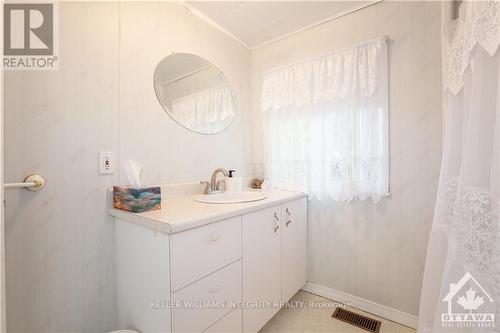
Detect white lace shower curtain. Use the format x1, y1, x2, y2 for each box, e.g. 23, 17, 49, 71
262, 38, 389, 202
418, 2, 500, 332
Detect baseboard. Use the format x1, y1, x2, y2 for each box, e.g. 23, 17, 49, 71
302, 282, 418, 329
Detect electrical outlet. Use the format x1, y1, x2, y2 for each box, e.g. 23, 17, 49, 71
99, 151, 114, 175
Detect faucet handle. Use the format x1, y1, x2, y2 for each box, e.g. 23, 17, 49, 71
200, 181, 210, 194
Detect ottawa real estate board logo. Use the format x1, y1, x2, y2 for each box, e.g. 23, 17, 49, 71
442, 272, 495, 329
3, 2, 59, 70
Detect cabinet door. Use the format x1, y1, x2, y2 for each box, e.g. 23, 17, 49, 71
282, 197, 308, 303
242, 204, 282, 333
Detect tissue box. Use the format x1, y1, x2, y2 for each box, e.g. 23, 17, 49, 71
113, 186, 161, 213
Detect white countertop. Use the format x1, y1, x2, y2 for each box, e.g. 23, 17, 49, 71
109, 190, 306, 234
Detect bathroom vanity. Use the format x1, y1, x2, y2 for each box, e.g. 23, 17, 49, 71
110, 187, 307, 333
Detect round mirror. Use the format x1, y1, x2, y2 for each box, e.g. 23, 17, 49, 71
153, 53, 236, 134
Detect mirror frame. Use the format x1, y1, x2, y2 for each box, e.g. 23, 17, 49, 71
153, 52, 237, 135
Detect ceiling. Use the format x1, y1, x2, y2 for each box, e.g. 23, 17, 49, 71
184, 1, 374, 49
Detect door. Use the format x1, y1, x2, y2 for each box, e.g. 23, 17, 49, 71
282, 197, 307, 303
242, 204, 281, 333
0, 6, 6, 326
0, 8, 5, 329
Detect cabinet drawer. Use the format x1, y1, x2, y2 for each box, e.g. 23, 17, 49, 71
171, 216, 242, 291
172, 260, 241, 333
204, 308, 242, 333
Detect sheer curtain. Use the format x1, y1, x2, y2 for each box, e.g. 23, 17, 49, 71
418, 2, 500, 332
262, 38, 389, 202
171, 85, 234, 132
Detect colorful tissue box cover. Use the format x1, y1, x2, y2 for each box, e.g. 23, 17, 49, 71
113, 186, 161, 213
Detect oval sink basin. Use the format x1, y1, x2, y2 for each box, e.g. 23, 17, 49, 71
194, 191, 267, 204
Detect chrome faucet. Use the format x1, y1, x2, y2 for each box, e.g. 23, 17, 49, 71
210, 168, 228, 192
200, 168, 229, 194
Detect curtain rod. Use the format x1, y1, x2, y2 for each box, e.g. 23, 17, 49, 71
263, 36, 389, 75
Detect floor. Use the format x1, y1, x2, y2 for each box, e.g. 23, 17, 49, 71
259, 291, 416, 333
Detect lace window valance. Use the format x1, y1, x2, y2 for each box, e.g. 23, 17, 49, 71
262, 37, 388, 112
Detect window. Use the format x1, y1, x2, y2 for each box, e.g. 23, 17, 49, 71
261, 38, 389, 202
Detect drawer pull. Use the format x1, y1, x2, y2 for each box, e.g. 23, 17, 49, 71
274, 212, 280, 221
210, 233, 220, 241
210, 284, 220, 294
274, 225, 279, 233
286, 220, 291, 227
286, 208, 292, 217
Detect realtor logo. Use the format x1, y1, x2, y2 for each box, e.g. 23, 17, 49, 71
441, 272, 495, 329
3, 2, 58, 69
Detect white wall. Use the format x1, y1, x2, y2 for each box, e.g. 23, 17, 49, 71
3, 2, 251, 332
118, 2, 251, 185
4, 3, 120, 332
250, 1, 442, 316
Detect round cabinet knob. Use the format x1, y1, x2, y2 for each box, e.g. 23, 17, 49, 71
210, 233, 219, 241
210, 284, 220, 293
